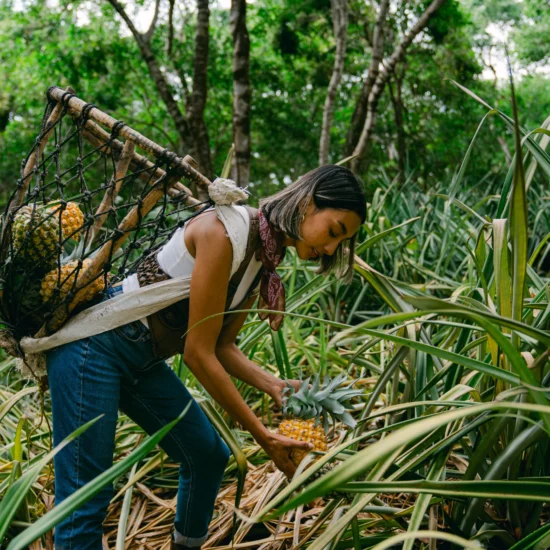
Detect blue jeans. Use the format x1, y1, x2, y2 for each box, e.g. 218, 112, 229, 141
46, 286, 230, 549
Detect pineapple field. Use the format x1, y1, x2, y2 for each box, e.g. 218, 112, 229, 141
0, 80, 550, 549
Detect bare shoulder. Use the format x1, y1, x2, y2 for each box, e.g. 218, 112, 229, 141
184, 211, 232, 261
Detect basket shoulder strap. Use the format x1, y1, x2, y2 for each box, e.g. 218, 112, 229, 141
225, 206, 264, 312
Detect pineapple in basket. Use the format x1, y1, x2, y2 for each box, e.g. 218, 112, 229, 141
47, 201, 85, 242
12, 206, 61, 265
12, 202, 84, 264
40, 258, 106, 306
39, 203, 105, 307
278, 373, 362, 466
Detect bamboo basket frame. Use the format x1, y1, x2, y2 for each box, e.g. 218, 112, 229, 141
5, 85, 213, 340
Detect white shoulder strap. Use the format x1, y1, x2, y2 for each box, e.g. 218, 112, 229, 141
215, 204, 249, 276
19, 205, 250, 365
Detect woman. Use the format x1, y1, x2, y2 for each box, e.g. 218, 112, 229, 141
46, 164, 366, 549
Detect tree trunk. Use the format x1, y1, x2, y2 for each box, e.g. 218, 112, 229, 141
319, 0, 349, 166
388, 70, 406, 184
107, 0, 193, 153
352, 0, 448, 171
107, 0, 213, 186
230, 0, 251, 186
345, 0, 389, 155
188, 0, 214, 182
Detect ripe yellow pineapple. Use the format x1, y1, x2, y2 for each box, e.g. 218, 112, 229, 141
12, 202, 84, 266
278, 374, 362, 466
40, 259, 106, 305
48, 202, 85, 241
12, 206, 60, 265
279, 418, 328, 466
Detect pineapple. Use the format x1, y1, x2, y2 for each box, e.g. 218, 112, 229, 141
40, 259, 106, 305
12, 206, 60, 265
11, 202, 84, 265
278, 373, 362, 466
48, 202, 85, 241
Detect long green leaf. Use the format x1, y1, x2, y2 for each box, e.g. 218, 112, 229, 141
356, 217, 420, 255
0, 416, 101, 544
7, 404, 189, 550
508, 66, 528, 350
329, 302, 550, 349
344, 326, 520, 386
254, 401, 550, 520
509, 521, 550, 550
493, 219, 512, 321
434, 194, 488, 225
0, 387, 38, 424
403, 297, 550, 346
115, 462, 138, 550
370, 530, 482, 550
338, 479, 550, 502
403, 450, 448, 550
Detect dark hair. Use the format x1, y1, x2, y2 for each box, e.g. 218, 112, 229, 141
260, 165, 366, 281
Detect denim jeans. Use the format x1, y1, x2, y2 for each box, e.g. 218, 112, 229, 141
46, 286, 230, 549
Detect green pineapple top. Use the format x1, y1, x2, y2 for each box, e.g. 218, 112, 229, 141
281, 373, 362, 433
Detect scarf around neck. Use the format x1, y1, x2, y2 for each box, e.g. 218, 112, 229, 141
257, 209, 286, 330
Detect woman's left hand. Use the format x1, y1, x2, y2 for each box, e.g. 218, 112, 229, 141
270, 379, 302, 409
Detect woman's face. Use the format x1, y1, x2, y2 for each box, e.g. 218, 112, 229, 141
290, 202, 362, 261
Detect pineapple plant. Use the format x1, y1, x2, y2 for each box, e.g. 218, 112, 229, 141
278, 373, 362, 466
40, 259, 106, 306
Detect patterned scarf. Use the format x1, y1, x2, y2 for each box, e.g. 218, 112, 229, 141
257, 209, 286, 330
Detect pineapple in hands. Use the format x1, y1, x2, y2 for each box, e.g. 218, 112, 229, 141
278, 373, 362, 467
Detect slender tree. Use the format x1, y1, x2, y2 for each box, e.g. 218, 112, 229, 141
345, 0, 390, 155
319, 0, 349, 166
351, 0, 448, 171
187, 0, 213, 181
230, 0, 251, 186
107, 0, 213, 180
388, 64, 406, 184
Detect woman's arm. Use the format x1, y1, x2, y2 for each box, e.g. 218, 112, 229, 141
215, 295, 285, 400
183, 215, 311, 477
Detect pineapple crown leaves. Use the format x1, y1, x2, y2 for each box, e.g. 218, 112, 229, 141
63, 227, 95, 262
281, 373, 362, 431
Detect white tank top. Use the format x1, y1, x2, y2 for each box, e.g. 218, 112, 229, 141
122, 205, 262, 311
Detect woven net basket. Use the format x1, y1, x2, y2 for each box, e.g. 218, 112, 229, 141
0, 86, 213, 356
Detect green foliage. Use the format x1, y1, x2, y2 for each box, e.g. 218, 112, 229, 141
513, 0, 550, 64
1, 0, 548, 202
0, 0, 550, 547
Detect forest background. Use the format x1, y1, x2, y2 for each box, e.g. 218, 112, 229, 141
0, 0, 549, 202
1, 0, 550, 548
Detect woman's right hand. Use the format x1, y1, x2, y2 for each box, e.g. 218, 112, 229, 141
260, 431, 314, 479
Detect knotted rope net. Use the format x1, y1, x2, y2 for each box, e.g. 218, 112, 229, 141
0, 86, 212, 355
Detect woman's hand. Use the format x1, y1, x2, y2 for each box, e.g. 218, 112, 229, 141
261, 431, 313, 478
269, 379, 303, 409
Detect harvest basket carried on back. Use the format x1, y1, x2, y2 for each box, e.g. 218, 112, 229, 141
0, 86, 214, 366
